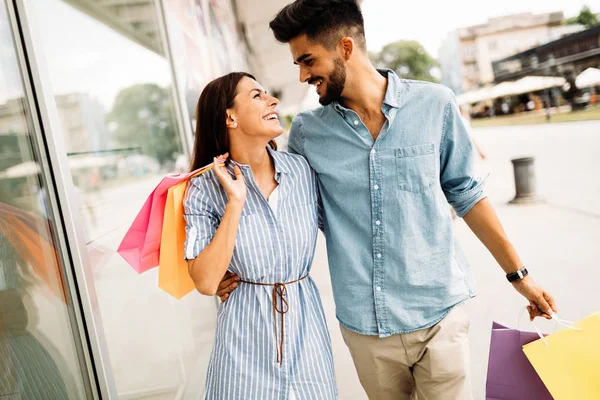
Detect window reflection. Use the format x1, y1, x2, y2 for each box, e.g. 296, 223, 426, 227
29, 0, 218, 396
0, 2, 89, 399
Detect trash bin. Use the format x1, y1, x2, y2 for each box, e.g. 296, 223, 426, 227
509, 157, 542, 204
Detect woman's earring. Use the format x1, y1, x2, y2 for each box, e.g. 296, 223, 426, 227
232, 122, 237, 127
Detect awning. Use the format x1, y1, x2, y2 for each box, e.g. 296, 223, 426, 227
457, 87, 494, 105
576, 68, 600, 89
508, 76, 565, 96
457, 76, 566, 105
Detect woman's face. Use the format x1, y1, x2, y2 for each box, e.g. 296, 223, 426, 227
228, 77, 284, 141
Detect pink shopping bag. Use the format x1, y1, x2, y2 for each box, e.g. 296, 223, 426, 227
117, 161, 220, 273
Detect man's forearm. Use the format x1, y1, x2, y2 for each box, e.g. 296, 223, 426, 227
462, 198, 522, 275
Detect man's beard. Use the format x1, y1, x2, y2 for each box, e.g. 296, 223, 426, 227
319, 57, 346, 106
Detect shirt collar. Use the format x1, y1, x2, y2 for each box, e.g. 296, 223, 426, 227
228, 146, 289, 176
380, 69, 401, 109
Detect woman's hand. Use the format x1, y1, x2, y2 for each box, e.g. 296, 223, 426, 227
213, 153, 246, 205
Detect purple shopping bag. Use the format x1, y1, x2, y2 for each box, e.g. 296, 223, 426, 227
486, 322, 552, 400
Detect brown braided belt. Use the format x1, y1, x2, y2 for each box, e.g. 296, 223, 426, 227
239, 274, 308, 367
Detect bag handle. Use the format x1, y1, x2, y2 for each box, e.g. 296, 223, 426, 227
517, 306, 582, 347
189, 159, 226, 180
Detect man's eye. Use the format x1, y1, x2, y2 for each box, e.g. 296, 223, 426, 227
306, 59, 314, 66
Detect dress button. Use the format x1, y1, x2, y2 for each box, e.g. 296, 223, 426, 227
375, 220, 381, 225
377, 253, 382, 259
353, 120, 359, 126
376, 286, 382, 292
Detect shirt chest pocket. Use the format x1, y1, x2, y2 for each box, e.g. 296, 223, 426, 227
395, 143, 436, 193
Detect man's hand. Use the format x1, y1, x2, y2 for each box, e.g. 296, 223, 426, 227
216, 271, 240, 302
512, 276, 557, 321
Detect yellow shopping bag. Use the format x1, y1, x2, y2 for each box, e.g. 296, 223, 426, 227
158, 180, 195, 299
523, 313, 600, 400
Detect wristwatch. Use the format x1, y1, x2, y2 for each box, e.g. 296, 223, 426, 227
506, 267, 528, 283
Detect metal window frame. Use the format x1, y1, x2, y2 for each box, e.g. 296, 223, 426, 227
8, 0, 119, 398
154, 0, 195, 156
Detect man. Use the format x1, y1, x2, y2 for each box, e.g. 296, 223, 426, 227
218, 1, 557, 398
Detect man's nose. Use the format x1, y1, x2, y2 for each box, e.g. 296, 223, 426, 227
299, 66, 310, 84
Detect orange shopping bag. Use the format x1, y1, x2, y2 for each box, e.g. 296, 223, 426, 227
157, 179, 196, 299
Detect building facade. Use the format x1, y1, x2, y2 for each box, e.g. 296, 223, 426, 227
440, 11, 583, 93
493, 24, 600, 83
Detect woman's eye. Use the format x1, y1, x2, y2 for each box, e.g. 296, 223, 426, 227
254, 93, 261, 98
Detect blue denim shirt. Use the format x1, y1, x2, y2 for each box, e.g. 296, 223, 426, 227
288, 69, 486, 337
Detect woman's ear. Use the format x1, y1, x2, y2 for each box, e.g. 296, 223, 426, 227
226, 111, 238, 128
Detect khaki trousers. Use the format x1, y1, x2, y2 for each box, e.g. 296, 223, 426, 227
340, 305, 472, 400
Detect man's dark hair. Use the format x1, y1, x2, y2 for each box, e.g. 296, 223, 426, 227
269, 0, 366, 50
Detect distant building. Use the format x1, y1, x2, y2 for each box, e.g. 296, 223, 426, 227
440, 12, 583, 93
493, 24, 600, 83
439, 31, 463, 94
0, 93, 108, 161
55, 93, 109, 154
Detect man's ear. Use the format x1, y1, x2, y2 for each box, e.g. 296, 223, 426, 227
339, 37, 355, 61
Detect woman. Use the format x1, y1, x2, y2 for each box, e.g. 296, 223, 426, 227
184, 72, 337, 399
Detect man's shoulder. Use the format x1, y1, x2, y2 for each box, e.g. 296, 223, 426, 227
400, 79, 455, 105
294, 105, 331, 124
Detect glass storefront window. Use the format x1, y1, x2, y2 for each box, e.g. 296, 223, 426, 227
26, 0, 218, 397
0, 2, 91, 399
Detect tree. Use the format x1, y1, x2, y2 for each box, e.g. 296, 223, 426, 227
370, 40, 440, 83
565, 6, 599, 27
106, 84, 181, 166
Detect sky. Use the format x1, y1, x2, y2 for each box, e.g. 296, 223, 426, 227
361, 0, 597, 57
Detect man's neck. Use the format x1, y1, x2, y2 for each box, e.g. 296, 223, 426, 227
339, 64, 388, 117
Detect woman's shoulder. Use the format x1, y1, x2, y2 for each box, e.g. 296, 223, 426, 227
188, 168, 218, 188
186, 169, 221, 201
273, 150, 312, 174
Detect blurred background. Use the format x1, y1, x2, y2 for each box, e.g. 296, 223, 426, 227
0, 0, 598, 399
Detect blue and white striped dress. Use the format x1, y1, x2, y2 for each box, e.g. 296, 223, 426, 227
184, 148, 338, 400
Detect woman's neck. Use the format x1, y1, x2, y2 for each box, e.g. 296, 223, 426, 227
229, 142, 274, 181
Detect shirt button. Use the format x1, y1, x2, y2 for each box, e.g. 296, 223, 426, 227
376, 286, 382, 292
375, 220, 381, 225
373, 185, 379, 190
371, 149, 376, 154
353, 120, 359, 126
377, 253, 382, 259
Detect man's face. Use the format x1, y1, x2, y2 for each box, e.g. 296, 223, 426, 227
289, 34, 347, 106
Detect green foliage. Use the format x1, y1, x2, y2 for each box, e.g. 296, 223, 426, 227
370, 40, 440, 83
106, 84, 181, 165
565, 6, 599, 27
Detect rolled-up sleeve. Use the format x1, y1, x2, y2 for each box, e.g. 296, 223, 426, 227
183, 177, 219, 260
440, 95, 487, 218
